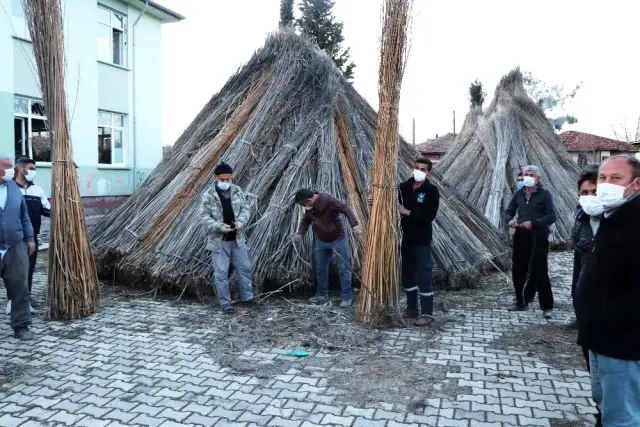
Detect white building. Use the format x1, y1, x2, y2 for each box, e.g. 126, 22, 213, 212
0, 0, 183, 198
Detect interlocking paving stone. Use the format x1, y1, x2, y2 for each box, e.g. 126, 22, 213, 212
0, 252, 596, 427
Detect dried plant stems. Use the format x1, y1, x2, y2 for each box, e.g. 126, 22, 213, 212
22, 0, 99, 319
437, 69, 580, 245
91, 31, 509, 297
356, 0, 412, 325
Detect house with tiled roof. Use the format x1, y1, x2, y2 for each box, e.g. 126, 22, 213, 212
415, 133, 456, 163
558, 131, 639, 167
417, 130, 639, 166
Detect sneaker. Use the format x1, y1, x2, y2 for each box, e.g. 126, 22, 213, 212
5, 300, 11, 315
415, 316, 434, 327
309, 295, 329, 304
243, 298, 261, 307
543, 310, 553, 319
14, 327, 34, 341
507, 303, 527, 312
559, 319, 578, 330
222, 305, 235, 314
339, 299, 352, 308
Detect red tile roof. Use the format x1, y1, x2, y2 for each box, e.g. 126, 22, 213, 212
558, 131, 639, 153
416, 133, 456, 154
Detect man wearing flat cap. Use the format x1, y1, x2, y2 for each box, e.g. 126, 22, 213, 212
199, 163, 259, 313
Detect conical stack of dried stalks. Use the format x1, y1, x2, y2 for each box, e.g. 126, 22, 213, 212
23, 0, 100, 319
356, 0, 412, 325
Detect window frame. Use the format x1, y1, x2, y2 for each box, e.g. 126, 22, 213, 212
98, 110, 127, 167
97, 4, 127, 67
13, 96, 51, 165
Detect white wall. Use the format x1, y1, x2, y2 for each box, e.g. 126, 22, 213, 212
1, 0, 166, 196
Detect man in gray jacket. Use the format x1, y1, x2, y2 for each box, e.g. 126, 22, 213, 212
0, 154, 35, 340
199, 163, 258, 313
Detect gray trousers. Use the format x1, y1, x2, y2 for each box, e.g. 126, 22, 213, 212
212, 240, 254, 307
1, 241, 32, 329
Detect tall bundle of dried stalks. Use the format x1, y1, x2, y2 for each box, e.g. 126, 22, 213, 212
22, 0, 100, 319
356, 0, 411, 324
437, 69, 580, 245
91, 31, 509, 298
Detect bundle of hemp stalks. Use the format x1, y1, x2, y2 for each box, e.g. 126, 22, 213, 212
356, 0, 412, 325
91, 31, 510, 298
436, 69, 580, 246
23, 0, 100, 319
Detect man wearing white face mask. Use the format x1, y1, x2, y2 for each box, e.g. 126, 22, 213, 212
504, 165, 557, 318
5, 157, 50, 316
575, 155, 640, 427
199, 162, 258, 313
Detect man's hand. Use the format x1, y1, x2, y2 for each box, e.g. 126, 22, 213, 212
508, 220, 518, 229
292, 234, 303, 243
220, 224, 233, 233
27, 241, 36, 256
233, 222, 244, 231
399, 205, 411, 216
353, 225, 363, 236
520, 221, 533, 230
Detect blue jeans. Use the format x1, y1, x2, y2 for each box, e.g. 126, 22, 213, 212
212, 241, 255, 307
314, 236, 352, 301
401, 243, 434, 316
590, 351, 640, 427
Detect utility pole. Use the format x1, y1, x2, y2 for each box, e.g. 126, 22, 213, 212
453, 110, 456, 137
412, 118, 415, 145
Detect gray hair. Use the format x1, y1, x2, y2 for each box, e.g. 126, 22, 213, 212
523, 165, 541, 176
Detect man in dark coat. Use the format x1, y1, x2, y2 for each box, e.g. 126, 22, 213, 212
575, 155, 640, 427
504, 165, 557, 318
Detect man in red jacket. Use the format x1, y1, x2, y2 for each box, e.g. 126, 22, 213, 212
293, 189, 362, 308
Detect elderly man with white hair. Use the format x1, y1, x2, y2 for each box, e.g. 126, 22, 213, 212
0, 153, 35, 340
504, 165, 557, 318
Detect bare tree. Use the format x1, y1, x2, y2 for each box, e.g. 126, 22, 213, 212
612, 116, 640, 143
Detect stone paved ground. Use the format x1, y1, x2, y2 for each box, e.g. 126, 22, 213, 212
0, 252, 597, 427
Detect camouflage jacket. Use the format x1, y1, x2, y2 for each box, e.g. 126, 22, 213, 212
199, 183, 251, 251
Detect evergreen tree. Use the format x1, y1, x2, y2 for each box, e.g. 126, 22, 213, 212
297, 0, 355, 80
279, 0, 294, 28
469, 79, 485, 107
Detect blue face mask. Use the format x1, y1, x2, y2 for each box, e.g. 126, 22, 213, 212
516, 181, 525, 190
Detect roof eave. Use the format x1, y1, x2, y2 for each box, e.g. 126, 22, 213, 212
130, 0, 184, 23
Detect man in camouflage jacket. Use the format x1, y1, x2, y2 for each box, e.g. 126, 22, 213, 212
199, 163, 258, 313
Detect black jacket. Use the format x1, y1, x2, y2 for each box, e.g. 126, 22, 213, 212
504, 185, 557, 235
398, 178, 439, 246
571, 207, 597, 254
575, 195, 640, 360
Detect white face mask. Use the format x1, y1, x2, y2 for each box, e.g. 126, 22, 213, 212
25, 170, 36, 182
413, 169, 427, 182
579, 195, 604, 217
217, 181, 230, 191
303, 206, 313, 211
523, 176, 536, 188
596, 182, 628, 208
3, 169, 14, 180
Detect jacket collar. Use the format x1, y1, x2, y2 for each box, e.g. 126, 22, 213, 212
402, 176, 430, 191
12, 178, 33, 189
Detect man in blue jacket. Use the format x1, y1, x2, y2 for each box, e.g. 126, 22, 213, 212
5, 156, 50, 315
504, 165, 557, 318
0, 154, 35, 340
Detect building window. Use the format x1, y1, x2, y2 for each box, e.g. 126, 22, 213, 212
97, 5, 126, 66
98, 111, 125, 165
14, 96, 50, 163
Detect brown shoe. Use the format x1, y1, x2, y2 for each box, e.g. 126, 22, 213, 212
414, 316, 434, 327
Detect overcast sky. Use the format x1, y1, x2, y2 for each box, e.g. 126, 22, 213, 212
158, 0, 640, 146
